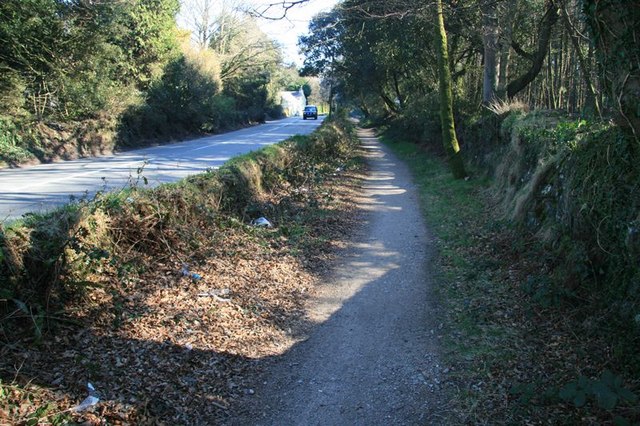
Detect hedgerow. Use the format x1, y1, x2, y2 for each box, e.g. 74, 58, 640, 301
0, 114, 359, 341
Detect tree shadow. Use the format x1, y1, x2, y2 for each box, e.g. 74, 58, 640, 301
0, 116, 324, 222
1, 133, 446, 425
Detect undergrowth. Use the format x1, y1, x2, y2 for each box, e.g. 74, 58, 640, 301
383, 132, 639, 424
495, 113, 640, 371
0, 113, 361, 424
0, 113, 358, 340
0, 117, 37, 166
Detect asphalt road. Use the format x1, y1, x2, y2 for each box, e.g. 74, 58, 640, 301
0, 116, 323, 221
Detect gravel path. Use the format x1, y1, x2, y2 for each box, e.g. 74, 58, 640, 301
232, 128, 444, 425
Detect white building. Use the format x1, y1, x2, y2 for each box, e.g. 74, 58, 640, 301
279, 87, 306, 117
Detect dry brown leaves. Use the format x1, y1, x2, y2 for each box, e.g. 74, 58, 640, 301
0, 169, 365, 425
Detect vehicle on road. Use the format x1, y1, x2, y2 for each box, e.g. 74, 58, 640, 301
303, 105, 318, 120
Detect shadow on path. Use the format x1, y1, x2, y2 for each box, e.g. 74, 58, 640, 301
229, 128, 446, 425
0, 128, 445, 425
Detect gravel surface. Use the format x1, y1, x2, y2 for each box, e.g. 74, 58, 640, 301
231, 128, 445, 425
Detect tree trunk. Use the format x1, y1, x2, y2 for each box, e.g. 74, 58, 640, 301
507, 0, 559, 99
435, 0, 466, 179
328, 84, 334, 115
392, 72, 404, 109
497, 1, 517, 99
380, 90, 399, 114
583, 0, 639, 141
481, 0, 499, 105
560, 0, 601, 117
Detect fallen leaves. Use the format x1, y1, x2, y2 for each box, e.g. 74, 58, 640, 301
433, 191, 640, 424
0, 167, 365, 424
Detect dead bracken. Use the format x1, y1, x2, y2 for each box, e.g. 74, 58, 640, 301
0, 117, 363, 424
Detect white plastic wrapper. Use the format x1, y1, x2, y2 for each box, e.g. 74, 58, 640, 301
251, 217, 273, 228
72, 382, 99, 412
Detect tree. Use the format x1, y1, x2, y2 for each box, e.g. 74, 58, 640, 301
298, 9, 344, 114
558, 0, 600, 117
583, 0, 640, 140
0, 0, 181, 120
112, 0, 180, 90
434, 0, 466, 178
180, 0, 221, 48
496, 1, 517, 100
211, 15, 282, 121
210, 15, 280, 83
0, 0, 66, 118
506, 0, 558, 99
481, 0, 499, 104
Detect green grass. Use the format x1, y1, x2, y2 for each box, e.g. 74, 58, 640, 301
380, 134, 640, 424
381, 135, 498, 383
385, 142, 503, 422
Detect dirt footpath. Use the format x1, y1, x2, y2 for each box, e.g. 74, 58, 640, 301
232, 128, 445, 425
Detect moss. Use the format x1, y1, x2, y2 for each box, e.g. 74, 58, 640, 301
489, 111, 640, 342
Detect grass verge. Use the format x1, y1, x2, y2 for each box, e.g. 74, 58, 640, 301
382, 133, 639, 425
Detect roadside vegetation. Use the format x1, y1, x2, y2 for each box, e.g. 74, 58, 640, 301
0, 115, 361, 424
385, 120, 639, 423
2, 0, 639, 423
0, 0, 324, 167
300, 0, 639, 423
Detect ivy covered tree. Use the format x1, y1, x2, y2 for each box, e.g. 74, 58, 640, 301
583, 0, 640, 140
434, 0, 466, 178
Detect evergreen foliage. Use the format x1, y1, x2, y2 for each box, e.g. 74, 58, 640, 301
298, 1, 639, 420
0, 0, 293, 165
305, 0, 639, 303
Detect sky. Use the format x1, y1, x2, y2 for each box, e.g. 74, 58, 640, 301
177, 0, 340, 66
252, 0, 340, 65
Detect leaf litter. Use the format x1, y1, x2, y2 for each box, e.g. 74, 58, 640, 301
0, 167, 365, 425
431, 186, 640, 424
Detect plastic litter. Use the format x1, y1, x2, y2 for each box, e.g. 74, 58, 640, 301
197, 288, 231, 302
72, 382, 99, 412
251, 217, 273, 228
181, 263, 203, 281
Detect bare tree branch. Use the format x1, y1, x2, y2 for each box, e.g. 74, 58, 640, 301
246, 0, 312, 20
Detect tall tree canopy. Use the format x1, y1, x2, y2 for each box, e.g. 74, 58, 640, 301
0, 0, 316, 170
298, 0, 637, 137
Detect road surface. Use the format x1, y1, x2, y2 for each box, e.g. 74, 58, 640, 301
231, 128, 445, 425
0, 117, 323, 221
